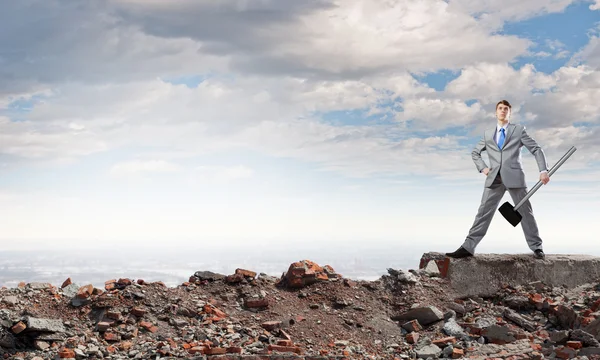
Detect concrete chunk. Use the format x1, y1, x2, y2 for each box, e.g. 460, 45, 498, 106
391, 305, 444, 325
26, 317, 66, 333
420, 252, 600, 297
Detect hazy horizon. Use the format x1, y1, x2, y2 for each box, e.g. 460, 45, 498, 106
2, 237, 599, 289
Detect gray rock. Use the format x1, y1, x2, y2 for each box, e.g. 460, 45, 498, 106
503, 295, 533, 310
580, 347, 600, 356
442, 345, 454, 357
396, 269, 419, 284
415, 343, 442, 358
549, 330, 570, 344
443, 318, 468, 339
194, 271, 226, 281
391, 306, 444, 326
571, 329, 600, 347
34, 340, 50, 350
26, 317, 66, 333
446, 302, 466, 315
61, 283, 80, 298
423, 261, 440, 277
482, 325, 516, 344
2, 296, 18, 306
71, 297, 91, 307
503, 307, 537, 331
443, 309, 456, 320
0, 327, 15, 349
27, 283, 52, 290
475, 316, 496, 329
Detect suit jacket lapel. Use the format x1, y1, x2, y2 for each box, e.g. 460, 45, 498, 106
487, 128, 497, 150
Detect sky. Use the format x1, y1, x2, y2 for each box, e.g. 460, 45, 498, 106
1, 0, 600, 269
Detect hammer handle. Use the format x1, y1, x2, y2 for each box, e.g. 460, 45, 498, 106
514, 146, 577, 211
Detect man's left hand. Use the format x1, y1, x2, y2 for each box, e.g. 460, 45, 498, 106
540, 172, 550, 185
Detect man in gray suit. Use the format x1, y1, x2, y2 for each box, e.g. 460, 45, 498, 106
446, 100, 550, 259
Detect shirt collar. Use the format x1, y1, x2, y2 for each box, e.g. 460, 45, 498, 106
496, 122, 509, 132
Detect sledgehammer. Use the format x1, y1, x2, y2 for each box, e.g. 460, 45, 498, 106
499, 146, 577, 227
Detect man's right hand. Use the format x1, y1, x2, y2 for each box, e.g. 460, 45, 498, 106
482, 168, 490, 176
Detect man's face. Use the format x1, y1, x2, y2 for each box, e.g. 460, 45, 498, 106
496, 104, 510, 120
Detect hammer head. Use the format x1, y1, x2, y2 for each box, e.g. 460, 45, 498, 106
499, 202, 522, 227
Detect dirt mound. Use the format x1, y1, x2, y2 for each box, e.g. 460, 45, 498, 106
1, 259, 599, 359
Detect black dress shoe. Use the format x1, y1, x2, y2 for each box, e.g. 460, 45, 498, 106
534, 249, 545, 259
445, 246, 473, 258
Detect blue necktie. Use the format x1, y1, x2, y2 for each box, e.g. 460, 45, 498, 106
498, 128, 505, 149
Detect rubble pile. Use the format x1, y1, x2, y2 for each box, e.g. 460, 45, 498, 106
1, 259, 600, 359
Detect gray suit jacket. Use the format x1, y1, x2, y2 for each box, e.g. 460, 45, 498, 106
472, 123, 548, 188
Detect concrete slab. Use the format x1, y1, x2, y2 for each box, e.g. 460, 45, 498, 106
419, 252, 600, 298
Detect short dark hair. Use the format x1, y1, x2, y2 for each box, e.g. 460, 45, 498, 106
496, 100, 511, 110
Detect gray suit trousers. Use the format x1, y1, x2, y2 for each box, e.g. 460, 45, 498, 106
462, 173, 543, 254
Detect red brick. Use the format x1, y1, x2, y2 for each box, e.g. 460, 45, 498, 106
226, 346, 243, 353
268, 344, 302, 354
531, 343, 542, 351
452, 348, 464, 359
406, 333, 419, 344
261, 321, 282, 331
58, 348, 75, 358
582, 316, 595, 326
592, 298, 600, 311
277, 340, 294, 346
433, 336, 456, 346
235, 268, 257, 278
403, 319, 421, 332
244, 298, 269, 308
77, 284, 93, 299
97, 321, 111, 332
205, 347, 226, 355
107, 310, 121, 320
104, 332, 120, 341
188, 346, 206, 354
117, 278, 132, 286
131, 307, 147, 317
555, 346, 577, 359
436, 258, 450, 277
139, 321, 158, 333
61, 278, 72, 288
11, 321, 26, 334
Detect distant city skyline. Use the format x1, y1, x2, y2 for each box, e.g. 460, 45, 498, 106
1, 1, 599, 259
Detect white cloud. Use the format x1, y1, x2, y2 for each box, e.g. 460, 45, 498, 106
110, 160, 181, 177
395, 98, 486, 130
191, 165, 255, 183
570, 35, 600, 68
447, 0, 576, 30
0, 0, 535, 100
445, 63, 555, 104
590, 0, 600, 10
0, 116, 107, 161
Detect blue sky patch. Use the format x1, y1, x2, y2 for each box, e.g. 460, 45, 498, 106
411, 69, 461, 91
503, 2, 600, 73
161, 74, 210, 88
